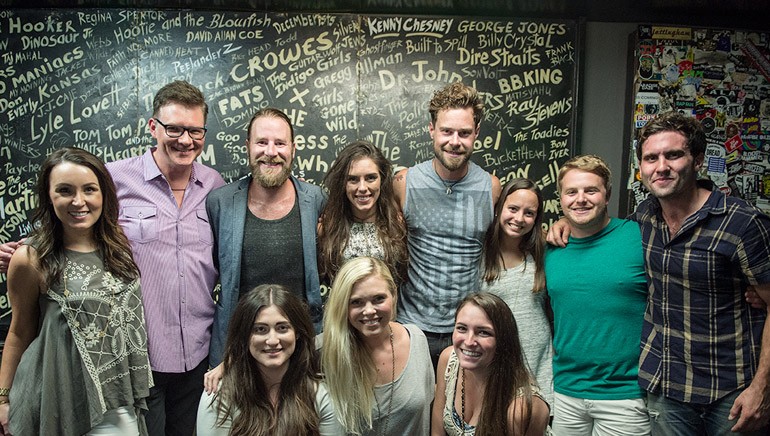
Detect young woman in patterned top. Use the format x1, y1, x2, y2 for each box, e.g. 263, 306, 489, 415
317, 141, 407, 286
0, 147, 151, 435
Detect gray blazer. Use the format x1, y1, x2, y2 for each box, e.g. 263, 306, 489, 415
206, 175, 325, 366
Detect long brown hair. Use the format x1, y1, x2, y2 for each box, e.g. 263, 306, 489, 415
318, 141, 407, 284
31, 147, 138, 286
457, 293, 536, 436
482, 178, 545, 291
215, 284, 321, 435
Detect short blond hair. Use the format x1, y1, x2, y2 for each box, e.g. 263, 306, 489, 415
558, 154, 612, 198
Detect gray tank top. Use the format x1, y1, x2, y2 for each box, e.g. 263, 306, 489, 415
399, 160, 493, 332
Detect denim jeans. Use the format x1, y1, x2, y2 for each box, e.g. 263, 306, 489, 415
647, 389, 768, 436
423, 330, 453, 373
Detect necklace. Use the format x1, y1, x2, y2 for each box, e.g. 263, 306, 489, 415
374, 325, 395, 436
461, 368, 467, 433
433, 161, 462, 194
169, 182, 188, 191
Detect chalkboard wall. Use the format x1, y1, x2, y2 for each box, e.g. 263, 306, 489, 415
0, 9, 581, 326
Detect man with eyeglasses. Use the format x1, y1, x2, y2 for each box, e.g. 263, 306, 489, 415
0, 81, 225, 434
106, 80, 226, 435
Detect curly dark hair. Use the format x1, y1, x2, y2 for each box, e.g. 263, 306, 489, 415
636, 111, 706, 161
428, 82, 485, 126
318, 141, 407, 284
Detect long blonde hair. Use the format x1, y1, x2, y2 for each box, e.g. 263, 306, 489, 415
321, 257, 397, 434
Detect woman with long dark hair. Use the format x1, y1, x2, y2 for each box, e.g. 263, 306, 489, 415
196, 284, 342, 435
317, 141, 407, 285
479, 178, 553, 410
0, 147, 151, 435
432, 292, 549, 436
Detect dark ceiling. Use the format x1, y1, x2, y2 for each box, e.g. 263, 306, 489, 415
1, 0, 769, 30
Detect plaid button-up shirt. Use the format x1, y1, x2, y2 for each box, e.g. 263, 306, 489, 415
636, 181, 770, 404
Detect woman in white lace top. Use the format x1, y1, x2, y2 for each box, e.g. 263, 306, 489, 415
317, 141, 407, 285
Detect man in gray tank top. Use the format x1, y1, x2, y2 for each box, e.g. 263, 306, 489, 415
205, 108, 325, 369
393, 83, 501, 370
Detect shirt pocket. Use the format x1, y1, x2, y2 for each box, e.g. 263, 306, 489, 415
196, 208, 213, 245
121, 206, 159, 243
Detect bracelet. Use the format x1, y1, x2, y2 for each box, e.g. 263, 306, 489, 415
0, 387, 9, 397
0, 399, 8, 405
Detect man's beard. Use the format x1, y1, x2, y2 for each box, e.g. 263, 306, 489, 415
434, 147, 471, 172
250, 158, 292, 188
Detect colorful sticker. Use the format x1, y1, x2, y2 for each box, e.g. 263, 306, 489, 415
640, 55, 654, 79
707, 155, 727, 174
725, 134, 744, 153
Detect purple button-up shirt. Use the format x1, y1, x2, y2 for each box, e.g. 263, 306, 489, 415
107, 149, 225, 373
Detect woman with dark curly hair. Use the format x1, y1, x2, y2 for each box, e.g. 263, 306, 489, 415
317, 140, 407, 286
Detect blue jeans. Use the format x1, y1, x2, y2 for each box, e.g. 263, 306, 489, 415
647, 390, 768, 436
423, 330, 453, 373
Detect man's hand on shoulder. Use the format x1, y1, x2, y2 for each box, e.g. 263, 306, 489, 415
546, 218, 571, 247
0, 239, 25, 274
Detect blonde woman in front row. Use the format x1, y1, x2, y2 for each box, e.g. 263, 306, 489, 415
322, 257, 434, 435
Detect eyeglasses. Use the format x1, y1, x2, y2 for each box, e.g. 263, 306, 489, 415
154, 118, 207, 140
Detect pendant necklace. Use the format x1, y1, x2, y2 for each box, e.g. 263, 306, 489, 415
461, 368, 468, 435
433, 161, 462, 195
374, 325, 395, 436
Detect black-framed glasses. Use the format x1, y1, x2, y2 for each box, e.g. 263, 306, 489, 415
154, 118, 207, 140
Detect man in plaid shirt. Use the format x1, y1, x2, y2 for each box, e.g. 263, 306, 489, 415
635, 111, 770, 435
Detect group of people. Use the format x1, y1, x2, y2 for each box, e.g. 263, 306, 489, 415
0, 77, 768, 436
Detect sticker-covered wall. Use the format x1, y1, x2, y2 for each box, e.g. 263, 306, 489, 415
628, 25, 770, 212
0, 9, 580, 326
